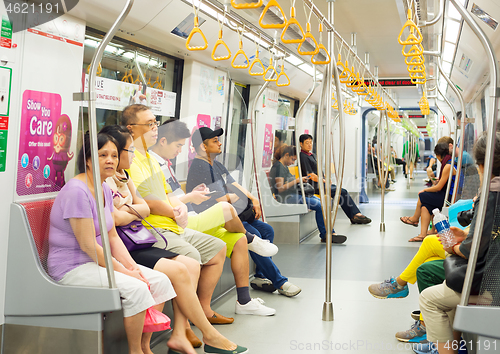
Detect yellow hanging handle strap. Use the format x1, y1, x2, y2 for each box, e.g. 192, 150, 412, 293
249, 34, 265, 76
405, 54, 425, 65
231, 0, 262, 10
87, 63, 102, 77
281, 0, 305, 44
312, 21, 330, 65
298, 2, 318, 55
276, 58, 290, 86
232, 27, 249, 69
332, 92, 338, 110
402, 42, 424, 57
337, 54, 351, 82
264, 52, 278, 82
121, 65, 134, 83
152, 60, 163, 89
212, 11, 231, 61
259, 0, 287, 29
398, 9, 423, 45
186, 0, 208, 51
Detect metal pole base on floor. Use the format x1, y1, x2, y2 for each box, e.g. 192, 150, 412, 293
322, 302, 334, 321
380, 223, 386, 232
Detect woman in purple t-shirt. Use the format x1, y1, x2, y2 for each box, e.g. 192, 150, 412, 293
100, 125, 247, 354
47, 132, 175, 354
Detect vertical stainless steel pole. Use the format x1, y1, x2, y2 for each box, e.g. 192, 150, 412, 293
295, 70, 319, 204
437, 86, 457, 206
437, 60, 465, 204
249, 71, 276, 223
87, 0, 134, 288
321, 0, 336, 322
449, 0, 500, 307
316, 66, 328, 221
406, 131, 411, 189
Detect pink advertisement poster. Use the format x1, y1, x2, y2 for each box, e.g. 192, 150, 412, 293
17, 90, 74, 196
188, 114, 212, 169
262, 124, 273, 168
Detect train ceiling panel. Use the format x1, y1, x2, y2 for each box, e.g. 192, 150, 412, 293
71, 0, 175, 33
448, 0, 500, 104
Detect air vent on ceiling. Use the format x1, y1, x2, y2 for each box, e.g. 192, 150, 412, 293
171, 13, 206, 39
471, 3, 498, 31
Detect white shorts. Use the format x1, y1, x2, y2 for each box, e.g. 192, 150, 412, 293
59, 262, 176, 317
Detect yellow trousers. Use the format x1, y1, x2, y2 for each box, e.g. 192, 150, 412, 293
399, 235, 446, 284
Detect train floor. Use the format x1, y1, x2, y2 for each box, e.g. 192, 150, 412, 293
155, 170, 428, 354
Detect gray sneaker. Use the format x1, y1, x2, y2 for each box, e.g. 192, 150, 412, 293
395, 320, 427, 343
368, 277, 409, 299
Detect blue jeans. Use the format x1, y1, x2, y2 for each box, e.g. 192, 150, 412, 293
243, 219, 288, 290
284, 194, 333, 238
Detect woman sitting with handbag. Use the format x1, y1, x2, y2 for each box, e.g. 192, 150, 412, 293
418, 131, 500, 354
269, 145, 347, 244
100, 125, 247, 354
47, 132, 176, 354
401, 142, 458, 242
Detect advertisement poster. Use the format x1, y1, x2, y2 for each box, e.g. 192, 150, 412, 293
262, 124, 273, 168
188, 114, 212, 168
265, 89, 279, 109
84, 75, 176, 116
216, 75, 224, 96
17, 90, 74, 196
198, 66, 214, 103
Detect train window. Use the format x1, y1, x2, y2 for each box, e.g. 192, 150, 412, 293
224, 83, 249, 185
76, 29, 184, 175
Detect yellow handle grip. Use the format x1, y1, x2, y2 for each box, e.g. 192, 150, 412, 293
231, 48, 250, 69
298, 33, 319, 56
186, 17, 208, 51
407, 63, 426, 73
402, 43, 424, 57
231, 0, 263, 9
212, 38, 232, 61
405, 54, 425, 65
263, 64, 278, 81
276, 71, 290, 86
311, 44, 331, 65
281, 7, 304, 44
259, 0, 287, 29
87, 63, 102, 77
249, 53, 265, 76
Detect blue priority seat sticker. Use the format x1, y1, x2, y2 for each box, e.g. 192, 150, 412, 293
4, 0, 79, 33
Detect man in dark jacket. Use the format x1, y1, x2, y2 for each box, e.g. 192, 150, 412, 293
299, 134, 371, 224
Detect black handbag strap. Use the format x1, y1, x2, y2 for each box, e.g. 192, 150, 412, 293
124, 204, 168, 248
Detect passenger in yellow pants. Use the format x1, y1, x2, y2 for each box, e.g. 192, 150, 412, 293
368, 235, 446, 300
367, 235, 446, 344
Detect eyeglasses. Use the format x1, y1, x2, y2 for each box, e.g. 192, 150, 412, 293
129, 121, 160, 129
123, 147, 135, 153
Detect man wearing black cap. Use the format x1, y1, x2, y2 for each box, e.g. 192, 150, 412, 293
122, 105, 276, 328
187, 127, 302, 298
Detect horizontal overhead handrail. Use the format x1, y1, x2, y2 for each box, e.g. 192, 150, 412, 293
301, 0, 398, 108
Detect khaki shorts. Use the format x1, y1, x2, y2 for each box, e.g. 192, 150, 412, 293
150, 227, 225, 265
187, 204, 245, 258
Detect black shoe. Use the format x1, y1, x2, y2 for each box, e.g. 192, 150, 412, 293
320, 235, 347, 244
351, 215, 372, 224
